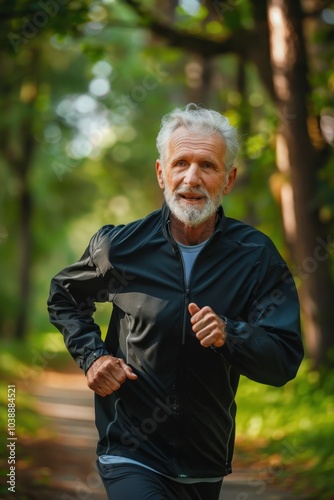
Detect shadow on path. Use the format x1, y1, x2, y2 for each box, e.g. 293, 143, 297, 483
21, 368, 299, 499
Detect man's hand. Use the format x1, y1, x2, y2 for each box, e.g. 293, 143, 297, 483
188, 303, 226, 348
86, 355, 137, 397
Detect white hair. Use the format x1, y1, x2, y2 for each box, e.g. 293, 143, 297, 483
156, 103, 239, 172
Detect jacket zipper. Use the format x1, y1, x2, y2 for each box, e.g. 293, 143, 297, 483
179, 233, 217, 345
173, 242, 189, 345
166, 218, 221, 345
182, 288, 190, 345
167, 216, 224, 473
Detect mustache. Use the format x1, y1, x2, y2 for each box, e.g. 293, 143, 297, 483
174, 186, 209, 198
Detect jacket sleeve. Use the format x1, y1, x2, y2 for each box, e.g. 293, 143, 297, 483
47, 226, 116, 374
218, 263, 304, 387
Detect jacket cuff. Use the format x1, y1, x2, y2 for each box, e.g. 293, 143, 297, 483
80, 348, 110, 374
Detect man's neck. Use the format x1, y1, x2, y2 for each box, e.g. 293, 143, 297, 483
170, 214, 216, 246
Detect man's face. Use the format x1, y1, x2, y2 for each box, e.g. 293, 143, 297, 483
156, 126, 236, 227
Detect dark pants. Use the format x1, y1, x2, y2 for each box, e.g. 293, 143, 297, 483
97, 461, 223, 500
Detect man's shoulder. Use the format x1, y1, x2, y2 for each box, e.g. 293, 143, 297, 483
95, 209, 162, 242
223, 216, 284, 262
224, 216, 272, 244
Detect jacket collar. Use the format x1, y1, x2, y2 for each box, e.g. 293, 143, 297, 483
161, 201, 227, 243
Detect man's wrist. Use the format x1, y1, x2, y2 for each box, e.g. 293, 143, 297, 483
83, 349, 110, 374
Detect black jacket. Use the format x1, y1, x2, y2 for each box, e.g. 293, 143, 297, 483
47, 204, 303, 479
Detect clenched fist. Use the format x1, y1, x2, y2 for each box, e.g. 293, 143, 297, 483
189, 303, 226, 348
86, 355, 137, 397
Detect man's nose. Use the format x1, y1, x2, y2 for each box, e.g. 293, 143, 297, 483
183, 164, 201, 186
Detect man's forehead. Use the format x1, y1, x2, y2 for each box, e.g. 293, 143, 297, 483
167, 126, 226, 152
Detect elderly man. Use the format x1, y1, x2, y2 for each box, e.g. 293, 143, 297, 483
48, 104, 303, 500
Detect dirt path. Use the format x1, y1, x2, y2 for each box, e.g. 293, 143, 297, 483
19, 368, 299, 499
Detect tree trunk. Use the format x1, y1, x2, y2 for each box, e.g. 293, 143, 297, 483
12, 110, 36, 340
267, 0, 334, 368
0, 79, 38, 340
15, 184, 33, 340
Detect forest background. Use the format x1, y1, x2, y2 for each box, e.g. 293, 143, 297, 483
0, 0, 334, 498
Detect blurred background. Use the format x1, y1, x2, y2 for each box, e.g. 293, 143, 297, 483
0, 0, 334, 498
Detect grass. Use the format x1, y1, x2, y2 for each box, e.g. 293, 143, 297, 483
0, 332, 333, 498
235, 361, 334, 498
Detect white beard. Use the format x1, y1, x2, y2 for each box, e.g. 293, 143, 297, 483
163, 184, 224, 228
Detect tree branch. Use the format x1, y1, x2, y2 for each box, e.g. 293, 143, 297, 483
121, 0, 249, 58
121, 0, 278, 100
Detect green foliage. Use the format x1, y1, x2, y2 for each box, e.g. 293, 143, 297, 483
236, 361, 334, 498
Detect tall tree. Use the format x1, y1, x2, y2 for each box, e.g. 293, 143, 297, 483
267, 0, 334, 367
0, 47, 40, 339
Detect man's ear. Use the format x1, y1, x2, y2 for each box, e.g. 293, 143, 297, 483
223, 167, 237, 195
156, 160, 165, 190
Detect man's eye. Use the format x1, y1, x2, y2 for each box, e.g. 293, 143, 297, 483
202, 162, 213, 169
175, 160, 187, 167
